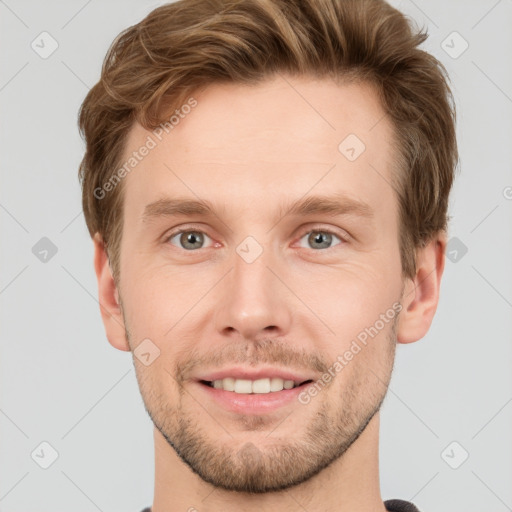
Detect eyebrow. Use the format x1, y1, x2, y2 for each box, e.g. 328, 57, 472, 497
283, 193, 374, 220
142, 193, 374, 224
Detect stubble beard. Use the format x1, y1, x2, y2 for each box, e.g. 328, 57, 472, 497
129, 317, 398, 494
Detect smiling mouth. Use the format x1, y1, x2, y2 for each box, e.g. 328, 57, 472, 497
199, 378, 314, 394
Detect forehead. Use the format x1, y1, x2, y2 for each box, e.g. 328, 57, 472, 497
121, 75, 397, 224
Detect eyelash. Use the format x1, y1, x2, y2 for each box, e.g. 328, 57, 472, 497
164, 225, 349, 251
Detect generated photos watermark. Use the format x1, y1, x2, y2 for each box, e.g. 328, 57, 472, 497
93, 97, 198, 200
298, 301, 403, 405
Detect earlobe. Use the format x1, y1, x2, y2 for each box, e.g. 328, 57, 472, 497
396, 235, 446, 344
93, 233, 131, 352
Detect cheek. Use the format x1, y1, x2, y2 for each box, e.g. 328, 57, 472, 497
294, 263, 401, 378
304, 259, 399, 326
120, 260, 215, 346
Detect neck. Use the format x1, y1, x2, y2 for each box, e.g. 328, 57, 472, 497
151, 412, 387, 512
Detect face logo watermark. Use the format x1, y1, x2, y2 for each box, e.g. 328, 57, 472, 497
236, 236, 264, 264
32, 237, 58, 263
31, 31, 59, 59
441, 31, 469, 59
446, 236, 468, 263
31, 441, 59, 469
134, 338, 161, 366
338, 133, 366, 162
441, 441, 469, 469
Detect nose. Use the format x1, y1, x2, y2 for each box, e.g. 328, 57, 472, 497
213, 243, 293, 340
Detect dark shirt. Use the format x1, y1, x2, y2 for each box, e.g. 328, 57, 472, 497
141, 498, 420, 511
385, 499, 421, 511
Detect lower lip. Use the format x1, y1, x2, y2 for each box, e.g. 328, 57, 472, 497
194, 381, 312, 415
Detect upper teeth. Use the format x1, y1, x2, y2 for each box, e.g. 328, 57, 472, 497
211, 377, 299, 394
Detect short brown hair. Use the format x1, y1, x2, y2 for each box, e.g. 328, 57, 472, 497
78, 0, 458, 282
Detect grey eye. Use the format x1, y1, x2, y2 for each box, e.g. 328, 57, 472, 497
168, 231, 212, 250
299, 231, 342, 250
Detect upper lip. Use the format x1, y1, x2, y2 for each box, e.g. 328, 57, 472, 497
194, 366, 317, 385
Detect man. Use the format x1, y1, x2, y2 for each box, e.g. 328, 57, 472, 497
78, 0, 458, 510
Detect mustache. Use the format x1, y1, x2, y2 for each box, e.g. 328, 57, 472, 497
176, 338, 330, 382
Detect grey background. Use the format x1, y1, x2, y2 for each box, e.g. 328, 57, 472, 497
0, 0, 511, 511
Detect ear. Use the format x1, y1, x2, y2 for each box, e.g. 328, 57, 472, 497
93, 233, 130, 352
397, 233, 447, 344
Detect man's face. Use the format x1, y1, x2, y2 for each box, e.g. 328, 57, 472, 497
116, 75, 405, 492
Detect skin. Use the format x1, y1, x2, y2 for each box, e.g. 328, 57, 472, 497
94, 74, 446, 512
